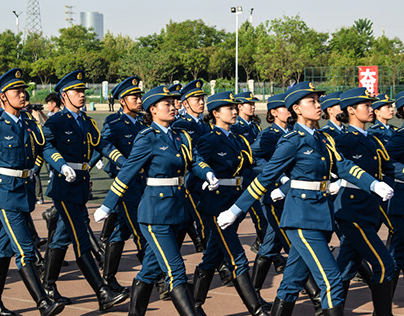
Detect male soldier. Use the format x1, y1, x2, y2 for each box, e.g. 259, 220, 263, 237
0, 68, 72, 316
41, 70, 128, 311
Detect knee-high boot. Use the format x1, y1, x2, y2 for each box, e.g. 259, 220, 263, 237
128, 279, 153, 316
103, 241, 128, 294
304, 274, 323, 316
251, 254, 273, 310
232, 271, 269, 316
322, 304, 344, 316
76, 251, 128, 311
392, 270, 400, 299
0, 258, 16, 316
19, 262, 65, 316
170, 282, 196, 316
42, 248, 71, 305
193, 267, 214, 316
86, 223, 105, 269
270, 297, 295, 316
371, 281, 393, 316
99, 212, 118, 252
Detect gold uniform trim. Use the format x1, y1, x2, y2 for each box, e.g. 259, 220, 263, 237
186, 189, 205, 239
122, 202, 142, 250
2, 209, 25, 266
60, 201, 81, 257
270, 205, 291, 248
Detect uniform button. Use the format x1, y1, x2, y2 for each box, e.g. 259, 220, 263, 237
350, 195, 354, 199
25, 181, 27, 184
176, 154, 180, 157
58, 174, 62, 177
301, 193, 306, 198
236, 187, 240, 191
8, 145, 11, 147
185, 194, 188, 198
238, 156, 241, 159
27, 157, 29, 160
323, 193, 327, 197
375, 174, 378, 177
321, 157, 326, 161
275, 183, 279, 187
177, 170, 181, 174
216, 190, 220, 195
159, 193, 164, 197
141, 176, 144, 179
128, 142, 131, 145
83, 141, 86, 144
25, 144, 28, 147
67, 139, 70, 142
374, 156, 377, 160
178, 186, 181, 190
84, 154, 86, 157
323, 176, 327, 180
83, 177, 86, 180
0, 179, 2, 182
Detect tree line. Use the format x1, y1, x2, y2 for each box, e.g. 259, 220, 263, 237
0, 15, 403, 89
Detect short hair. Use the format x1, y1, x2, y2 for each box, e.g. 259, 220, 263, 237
45, 93, 61, 108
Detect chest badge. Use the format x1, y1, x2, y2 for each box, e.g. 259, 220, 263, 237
217, 152, 227, 157
125, 134, 132, 138
303, 149, 313, 155
65, 131, 73, 135
187, 130, 194, 134
4, 136, 13, 140
243, 133, 249, 136
159, 146, 168, 151
352, 155, 362, 159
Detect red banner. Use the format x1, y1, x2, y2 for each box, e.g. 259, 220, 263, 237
358, 66, 378, 96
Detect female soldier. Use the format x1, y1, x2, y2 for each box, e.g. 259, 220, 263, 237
193, 91, 269, 316
319, 92, 345, 137
94, 85, 219, 316
384, 90, 404, 298
368, 94, 397, 144
217, 82, 393, 316
333, 88, 403, 315
231, 91, 268, 254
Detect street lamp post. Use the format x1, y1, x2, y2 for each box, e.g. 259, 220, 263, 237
250, 8, 254, 24
231, 6, 242, 94
12, 11, 23, 34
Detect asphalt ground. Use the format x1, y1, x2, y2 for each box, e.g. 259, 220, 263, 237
3, 111, 404, 315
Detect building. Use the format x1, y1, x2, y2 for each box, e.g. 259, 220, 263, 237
79, 11, 104, 40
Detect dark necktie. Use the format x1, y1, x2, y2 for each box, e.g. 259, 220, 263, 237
313, 132, 322, 148
77, 115, 84, 131
168, 129, 177, 149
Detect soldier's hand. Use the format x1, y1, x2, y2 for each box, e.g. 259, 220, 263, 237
270, 188, 285, 202
372, 181, 394, 201
329, 181, 341, 195
206, 172, 219, 191
95, 159, 104, 170
94, 207, 110, 223
217, 209, 237, 230
61, 165, 76, 182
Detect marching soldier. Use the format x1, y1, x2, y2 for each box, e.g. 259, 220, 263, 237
319, 92, 345, 137
0, 68, 72, 316
41, 70, 129, 311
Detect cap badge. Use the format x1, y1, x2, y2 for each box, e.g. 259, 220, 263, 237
163, 87, 169, 93
196, 81, 201, 88
77, 72, 83, 80
132, 78, 138, 86
15, 70, 21, 79
309, 82, 315, 90
365, 89, 370, 97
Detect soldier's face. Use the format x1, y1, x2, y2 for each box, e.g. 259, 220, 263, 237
185, 96, 205, 114
151, 97, 176, 124
294, 93, 322, 121
64, 89, 86, 108
174, 99, 182, 110
327, 104, 342, 118
271, 106, 291, 124
122, 94, 142, 113
1, 87, 26, 110
214, 104, 238, 125
351, 101, 373, 123
375, 104, 394, 121
238, 102, 255, 117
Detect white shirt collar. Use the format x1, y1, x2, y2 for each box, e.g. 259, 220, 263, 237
296, 122, 315, 135
239, 116, 251, 125
66, 107, 80, 120
329, 120, 343, 131
5, 111, 20, 124
123, 113, 138, 125
350, 125, 368, 137
154, 121, 171, 134
215, 125, 231, 137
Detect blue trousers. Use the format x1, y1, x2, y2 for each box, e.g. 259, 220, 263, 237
0, 210, 36, 269
49, 200, 92, 258
277, 229, 344, 309
109, 201, 146, 252
248, 200, 268, 238
388, 215, 404, 271
137, 223, 186, 291
336, 220, 395, 284
198, 215, 249, 278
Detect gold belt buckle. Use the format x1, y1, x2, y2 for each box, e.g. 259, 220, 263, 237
82, 163, 88, 171
236, 177, 241, 186
320, 181, 327, 191
22, 170, 28, 178
178, 177, 183, 186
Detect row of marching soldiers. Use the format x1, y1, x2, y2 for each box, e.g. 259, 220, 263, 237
0, 66, 403, 316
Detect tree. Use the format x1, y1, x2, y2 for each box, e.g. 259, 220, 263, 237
181, 48, 209, 80
0, 30, 23, 74
29, 58, 55, 85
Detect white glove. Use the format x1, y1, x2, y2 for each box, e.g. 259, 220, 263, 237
280, 175, 290, 185
95, 159, 104, 170
206, 172, 219, 191
372, 181, 394, 201
94, 207, 110, 223
217, 210, 237, 230
270, 188, 285, 202
329, 181, 341, 195
61, 165, 76, 183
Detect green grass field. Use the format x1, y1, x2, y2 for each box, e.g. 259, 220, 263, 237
38, 111, 404, 206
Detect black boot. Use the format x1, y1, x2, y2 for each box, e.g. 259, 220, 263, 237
156, 274, 169, 300
251, 254, 272, 311
86, 223, 105, 270
271, 297, 295, 316
42, 248, 71, 305
18, 262, 65, 316
232, 271, 269, 316
371, 281, 393, 316
103, 241, 128, 294
0, 258, 16, 316
99, 212, 118, 252
304, 275, 322, 316
392, 270, 400, 299
322, 304, 344, 316
272, 254, 287, 274
357, 260, 373, 287
187, 226, 204, 253
250, 237, 262, 254
170, 282, 196, 316
76, 251, 128, 311
217, 261, 233, 285
128, 279, 153, 316
193, 267, 214, 316
34, 246, 45, 280
342, 280, 350, 305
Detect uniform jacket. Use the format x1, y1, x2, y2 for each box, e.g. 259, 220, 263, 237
0, 111, 66, 212
233, 123, 377, 231
319, 121, 346, 139
367, 119, 397, 145
43, 108, 126, 204
333, 125, 404, 224
103, 121, 213, 225
196, 126, 253, 216
231, 116, 261, 145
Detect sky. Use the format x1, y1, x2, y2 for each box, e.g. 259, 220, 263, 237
1, 0, 403, 41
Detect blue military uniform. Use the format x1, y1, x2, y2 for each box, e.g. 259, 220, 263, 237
228, 82, 382, 312
42, 70, 129, 311
319, 92, 345, 138
0, 68, 67, 315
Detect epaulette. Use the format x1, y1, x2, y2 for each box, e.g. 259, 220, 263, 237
283, 130, 298, 138
320, 125, 333, 131
109, 117, 122, 125
140, 127, 154, 135
397, 127, 404, 133
369, 124, 379, 129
